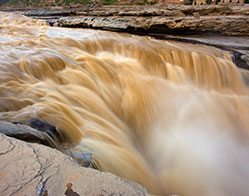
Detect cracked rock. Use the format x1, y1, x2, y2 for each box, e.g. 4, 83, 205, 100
0, 134, 151, 196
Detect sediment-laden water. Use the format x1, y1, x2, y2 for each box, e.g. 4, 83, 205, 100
0, 12, 249, 196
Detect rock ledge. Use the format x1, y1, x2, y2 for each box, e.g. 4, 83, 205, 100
0, 133, 150, 196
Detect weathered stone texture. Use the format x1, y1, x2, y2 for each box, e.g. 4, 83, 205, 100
0, 134, 150, 196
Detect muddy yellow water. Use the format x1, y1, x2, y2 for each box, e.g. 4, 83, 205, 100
0, 12, 249, 196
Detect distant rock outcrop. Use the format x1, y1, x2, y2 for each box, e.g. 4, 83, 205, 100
20, 5, 249, 36
57, 15, 249, 36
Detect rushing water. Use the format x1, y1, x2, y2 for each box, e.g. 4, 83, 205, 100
1, 12, 249, 195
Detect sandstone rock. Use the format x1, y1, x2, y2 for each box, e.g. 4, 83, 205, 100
10, 4, 248, 36
18, 4, 249, 18
173, 10, 186, 17
57, 15, 249, 36
193, 12, 200, 19
0, 133, 151, 196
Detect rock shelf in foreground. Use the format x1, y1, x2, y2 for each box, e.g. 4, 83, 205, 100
0, 133, 151, 196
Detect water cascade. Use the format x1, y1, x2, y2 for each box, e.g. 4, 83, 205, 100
0, 12, 249, 196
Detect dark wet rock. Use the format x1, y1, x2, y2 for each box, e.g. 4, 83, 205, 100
241, 54, 249, 67
0, 133, 151, 196
26, 118, 60, 140
0, 119, 95, 167
69, 149, 93, 167
0, 120, 51, 145
14, 118, 67, 144
232, 51, 249, 71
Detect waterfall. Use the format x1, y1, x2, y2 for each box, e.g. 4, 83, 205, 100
0, 12, 249, 195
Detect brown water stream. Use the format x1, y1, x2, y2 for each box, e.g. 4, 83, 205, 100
0, 12, 249, 196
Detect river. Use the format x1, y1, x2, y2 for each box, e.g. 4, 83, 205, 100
0, 12, 249, 196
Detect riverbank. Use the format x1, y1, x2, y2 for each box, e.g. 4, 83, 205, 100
2, 4, 249, 35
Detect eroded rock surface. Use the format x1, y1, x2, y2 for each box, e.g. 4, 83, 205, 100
2, 5, 249, 36
27, 5, 248, 36
57, 15, 249, 36
22, 5, 249, 17
0, 133, 151, 196
2, 5, 248, 36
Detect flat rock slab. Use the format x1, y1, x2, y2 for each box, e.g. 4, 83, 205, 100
0, 133, 150, 196
57, 15, 249, 36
